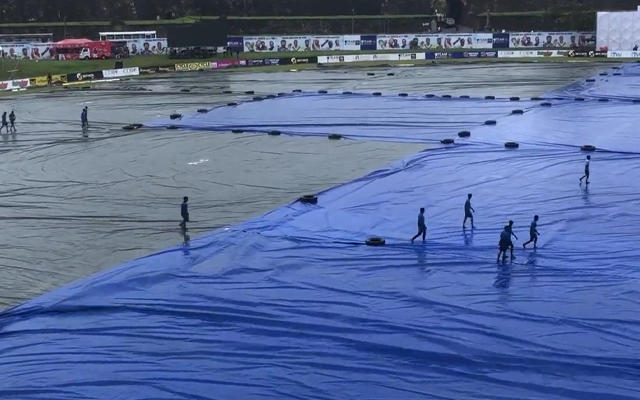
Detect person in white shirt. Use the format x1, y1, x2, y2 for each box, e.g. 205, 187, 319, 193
579, 155, 590, 185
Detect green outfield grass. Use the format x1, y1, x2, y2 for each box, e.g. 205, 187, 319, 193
122, 56, 623, 78
0, 55, 623, 98
1, 48, 602, 81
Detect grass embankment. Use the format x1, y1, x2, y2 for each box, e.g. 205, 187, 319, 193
1, 48, 615, 81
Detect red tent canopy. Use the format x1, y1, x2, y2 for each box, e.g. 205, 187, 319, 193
53, 38, 95, 47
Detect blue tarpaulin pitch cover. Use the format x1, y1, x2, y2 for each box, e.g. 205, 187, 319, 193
1, 64, 640, 400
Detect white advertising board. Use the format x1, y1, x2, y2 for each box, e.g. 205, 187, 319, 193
318, 52, 426, 64
607, 50, 640, 57
102, 67, 140, 78
497, 50, 567, 58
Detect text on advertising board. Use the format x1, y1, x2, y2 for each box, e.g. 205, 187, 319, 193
211, 60, 243, 69
462, 51, 498, 58
102, 67, 140, 78
398, 53, 417, 60
244, 58, 284, 66
138, 66, 175, 74
231, 31, 593, 52
175, 62, 212, 71
497, 50, 568, 58
77, 73, 95, 80
0, 79, 30, 91
568, 50, 606, 57
28, 74, 66, 87
607, 50, 640, 58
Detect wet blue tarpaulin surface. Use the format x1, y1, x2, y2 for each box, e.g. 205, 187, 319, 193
2, 64, 640, 400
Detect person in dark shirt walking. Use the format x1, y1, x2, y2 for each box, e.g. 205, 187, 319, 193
505, 220, 518, 260
9, 111, 16, 133
523, 215, 540, 249
463, 193, 475, 229
1, 112, 8, 133
179, 196, 189, 230
497, 225, 511, 262
411, 207, 427, 243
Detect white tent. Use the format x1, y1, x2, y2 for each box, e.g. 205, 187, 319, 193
597, 11, 640, 51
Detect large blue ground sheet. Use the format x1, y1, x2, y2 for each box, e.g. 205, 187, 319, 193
2, 64, 640, 400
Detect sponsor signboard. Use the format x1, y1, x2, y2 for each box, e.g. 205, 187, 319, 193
226, 32, 591, 52
508, 32, 594, 48
318, 52, 426, 63
607, 50, 640, 58
498, 51, 519, 58
278, 56, 317, 65
244, 58, 284, 66
317, 55, 344, 63
568, 50, 607, 57
66, 71, 104, 82
497, 50, 569, 58
342, 35, 361, 51
538, 50, 571, 57
398, 53, 417, 60
242, 35, 342, 52
319, 54, 362, 63
377, 35, 417, 50
137, 65, 174, 74
102, 67, 140, 78
174, 62, 212, 71
139, 67, 159, 74
28, 74, 66, 87
247, 59, 265, 66
491, 33, 509, 48
433, 52, 450, 59
226, 36, 244, 52
0, 32, 595, 62
461, 51, 498, 58
290, 57, 311, 64
359, 35, 377, 51
211, 60, 243, 69
0, 39, 168, 60
0, 79, 30, 91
